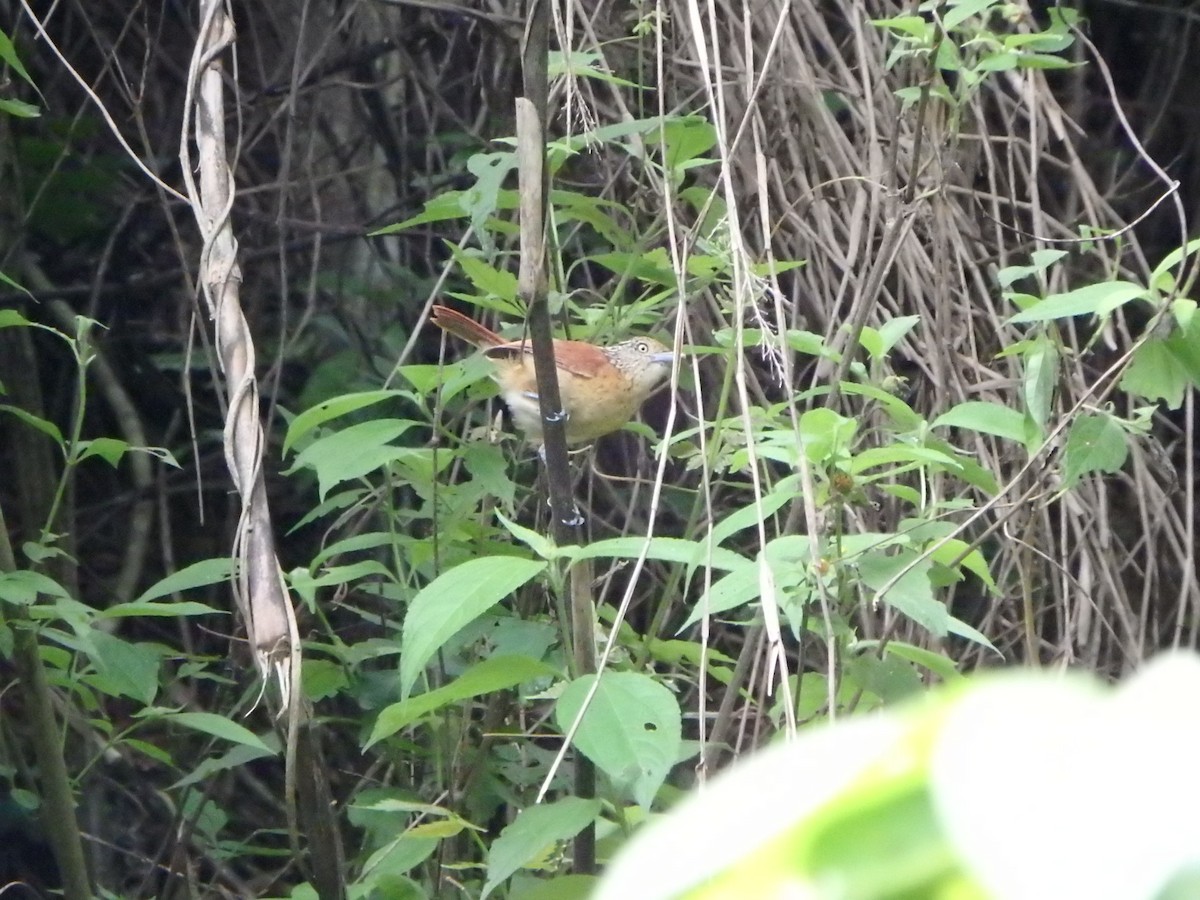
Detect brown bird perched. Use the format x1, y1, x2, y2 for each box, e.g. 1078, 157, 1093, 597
430, 304, 673, 444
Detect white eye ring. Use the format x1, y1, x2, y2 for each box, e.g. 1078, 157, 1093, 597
634, 340, 651, 353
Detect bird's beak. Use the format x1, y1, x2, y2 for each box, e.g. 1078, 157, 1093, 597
651, 352, 674, 365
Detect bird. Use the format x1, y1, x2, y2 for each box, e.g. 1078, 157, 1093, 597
430, 304, 674, 444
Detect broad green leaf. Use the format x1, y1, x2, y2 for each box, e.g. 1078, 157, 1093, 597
134, 558, 234, 604
303, 658, 349, 702
0, 98, 38, 118
928, 539, 997, 592
799, 408, 858, 464
76, 437, 130, 466
996, 249, 1067, 288
1062, 414, 1127, 489
1122, 338, 1190, 408
555, 672, 682, 810
650, 116, 718, 175
931, 401, 1026, 443
172, 742, 276, 790
0, 30, 35, 86
148, 711, 274, 753
854, 640, 963, 682
849, 444, 963, 475
870, 15, 932, 40
859, 549, 948, 636
565, 537, 747, 574
400, 557, 546, 699
284, 419, 421, 500
680, 560, 760, 630
449, 244, 519, 302
283, 390, 405, 455
462, 150, 516, 239
86, 631, 160, 704
100, 601, 223, 619
75, 439, 179, 468
368, 655, 556, 747
370, 191, 470, 233
840, 382, 924, 431
0, 308, 33, 327
311, 531, 398, 569
0, 404, 63, 444
947, 616, 999, 652
497, 511, 561, 560
0, 570, 71, 606
483, 798, 603, 898
708, 481, 796, 548
508, 874, 598, 900
1022, 338, 1057, 435
1149, 237, 1200, 287
860, 315, 920, 360
360, 835, 439, 882
943, 0, 1000, 30
1006, 281, 1146, 324
1015, 53, 1078, 70
291, 561, 395, 608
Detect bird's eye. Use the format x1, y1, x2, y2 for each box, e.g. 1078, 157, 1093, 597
635, 340, 650, 353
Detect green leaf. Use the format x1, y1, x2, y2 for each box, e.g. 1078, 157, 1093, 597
859, 549, 948, 637
0, 404, 64, 445
931, 401, 1026, 443
680, 559, 760, 630
482, 798, 603, 898
75, 437, 130, 466
1006, 281, 1146, 324
943, 0, 1000, 30
1149, 238, 1200, 287
947, 615, 998, 651
371, 191, 471, 234
368, 655, 556, 747
565, 537, 747, 574
0, 97, 39, 118
854, 640, 963, 682
0, 30, 35, 86
462, 150, 517, 238
849, 444, 963, 475
134, 558, 234, 604
928, 538, 997, 592
996, 249, 1068, 288
148, 711, 275, 753
799, 408, 858, 464
86, 632, 161, 704
74, 439, 179, 469
399, 557, 546, 699
0, 570, 71, 606
172, 742, 276, 790
860, 315, 920, 360
708, 481, 796, 548
283, 390, 405, 455
99, 601, 223, 619
1062, 414, 1127, 489
303, 658, 349, 702
1121, 338, 1190, 408
0, 306, 33, 326
496, 511, 561, 561
650, 116, 718, 176
870, 15, 933, 40
555, 672, 682, 809
1022, 338, 1057, 435
507, 874, 598, 900
449, 245, 519, 303
284, 419, 421, 500
1014, 53, 1077, 70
